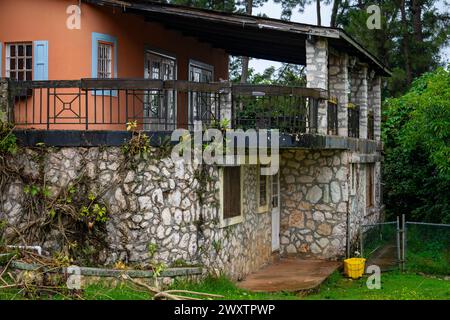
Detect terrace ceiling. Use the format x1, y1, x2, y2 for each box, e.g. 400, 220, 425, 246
84, 0, 391, 76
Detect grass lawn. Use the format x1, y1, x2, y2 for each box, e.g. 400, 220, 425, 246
1, 272, 449, 300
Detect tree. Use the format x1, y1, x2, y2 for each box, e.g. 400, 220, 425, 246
382, 66, 450, 223
333, 0, 450, 96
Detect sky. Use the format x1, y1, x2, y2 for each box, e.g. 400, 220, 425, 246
249, 1, 450, 73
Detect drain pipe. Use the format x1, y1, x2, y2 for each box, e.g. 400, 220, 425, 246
347, 194, 358, 258
7, 245, 43, 256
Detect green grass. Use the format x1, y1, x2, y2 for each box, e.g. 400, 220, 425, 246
305, 271, 450, 300
1, 272, 449, 300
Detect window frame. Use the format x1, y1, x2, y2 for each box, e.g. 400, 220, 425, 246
5, 42, 33, 81
219, 165, 244, 228
91, 32, 118, 96
97, 41, 113, 79
257, 165, 270, 213
143, 48, 177, 131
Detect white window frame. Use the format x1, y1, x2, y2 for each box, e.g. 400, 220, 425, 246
6, 42, 33, 80
257, 164, 270, 213
219, 166, 244, 228
97, 41, 113, 79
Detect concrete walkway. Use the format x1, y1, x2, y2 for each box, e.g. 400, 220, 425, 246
237, 258, 341, 292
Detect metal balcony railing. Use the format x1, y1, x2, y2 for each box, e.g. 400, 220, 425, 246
7, 79, 325, 134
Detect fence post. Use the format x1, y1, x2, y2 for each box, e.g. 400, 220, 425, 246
396, 216, 401, 271
402, 214, 406, 272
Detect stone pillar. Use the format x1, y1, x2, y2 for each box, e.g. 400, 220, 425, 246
371, 76, 382, 141
219, 82, 233, 127
328, 52, 349, 136
351, 65, 368, 139
306, 38, 328, 135
0, 79, 9, 123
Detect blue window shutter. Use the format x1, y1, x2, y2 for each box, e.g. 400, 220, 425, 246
34, 41, 48, 80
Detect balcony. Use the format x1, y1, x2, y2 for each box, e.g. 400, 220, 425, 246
7, 79, 326, 134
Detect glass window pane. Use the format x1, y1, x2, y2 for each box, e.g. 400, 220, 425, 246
10, 58, 16, 70
18, 72, 24, 80
26, 71, 32, 80
26, 58, 32, 70
26, 45, 32, 57
10, 45, 16, 57
18, 45, 24, 56
18, 58, 24, 70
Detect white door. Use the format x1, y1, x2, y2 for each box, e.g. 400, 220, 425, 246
271, 173, 280, 251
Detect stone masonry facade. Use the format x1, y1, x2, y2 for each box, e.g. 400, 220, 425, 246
0, 147, 271, 280
279, 149, 382, 259
1, 145, 382, 277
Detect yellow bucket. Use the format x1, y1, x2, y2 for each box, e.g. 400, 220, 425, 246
344, 258, 366, 279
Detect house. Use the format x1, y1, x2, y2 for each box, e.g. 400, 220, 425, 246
0, 0, 388, 279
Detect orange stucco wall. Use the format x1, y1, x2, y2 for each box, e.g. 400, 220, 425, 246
0, 0, 229, 130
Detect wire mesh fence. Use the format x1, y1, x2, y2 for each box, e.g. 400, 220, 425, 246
360, 221, 400, 271
359, 218, 450, 275
405, 222, 450, 275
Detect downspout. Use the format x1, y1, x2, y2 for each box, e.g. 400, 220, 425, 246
347, 194, 357, 258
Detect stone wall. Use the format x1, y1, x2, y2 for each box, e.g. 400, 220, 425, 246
0, 147, 271, 280
279, 149, 382, 258
279, 149, 349, 259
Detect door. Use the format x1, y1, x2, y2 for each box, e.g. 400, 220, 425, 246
271, 173, 280, 251
144, 50, 176, 130
188, 60, 213, 129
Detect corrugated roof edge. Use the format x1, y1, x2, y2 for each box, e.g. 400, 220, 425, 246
84, 0, 392, 76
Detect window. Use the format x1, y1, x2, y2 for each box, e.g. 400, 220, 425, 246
92, 33, 117, 94
257, 166, 270, 213
97, 42, 113, 79
6, 43, 33, 80
188, 60, 214, 127
144, 50, 177, 130
366, 164, 374, 208
220, 166, 243, 227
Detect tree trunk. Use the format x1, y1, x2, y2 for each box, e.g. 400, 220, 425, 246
411, 0, 423, 42
400, 0, 413, 85
316, 0, 322, 26
240, 0, 253, 83
330, 0, 340, 27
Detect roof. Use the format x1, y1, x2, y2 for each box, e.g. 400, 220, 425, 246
85, 0, 391, 76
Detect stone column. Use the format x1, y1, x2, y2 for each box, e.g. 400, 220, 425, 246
371, 76, 382, 141
219, 82, 233, 127
351, 65, 368, 139
0, 79, 9, 123
306, 38, 328, 135
328, 52, 349, 136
